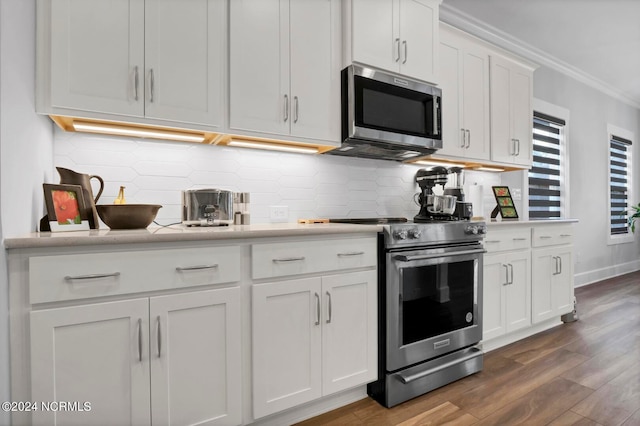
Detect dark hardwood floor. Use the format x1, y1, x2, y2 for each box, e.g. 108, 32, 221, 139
296, 271, 640, 426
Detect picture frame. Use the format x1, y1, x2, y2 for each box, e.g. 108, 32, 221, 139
43, 184, 91, 232
491, 186, 519, 220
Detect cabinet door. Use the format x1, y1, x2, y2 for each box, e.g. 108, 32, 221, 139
532, 246, 574, 323
505, 252, 531, 333
438, 35, 465, 157
229, 0, 290, 135
144, 0, 225, 127
489, 55, 514, 164
490, 55, 533, 166
398, 0, 438, 83
30, 299, 151, 426
322, 271, 377, 395
252, 278, 322, 419
482, 254, 506, 341
351, 0, 398, 74
150, 288, 241, 426
290, 0, 341, 142
461, 43, 490, 160
554, 250, 575, 315
510, 66, 533, 166
50, 0, 144, 116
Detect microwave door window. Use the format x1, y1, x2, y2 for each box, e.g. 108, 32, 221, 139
354, 76, 430, 138
400, 260, 475, 345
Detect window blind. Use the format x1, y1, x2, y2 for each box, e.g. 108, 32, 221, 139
529, 112, 565, 219
610, 135, 632, 235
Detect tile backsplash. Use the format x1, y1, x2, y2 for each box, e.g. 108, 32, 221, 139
53, 128, 501, 225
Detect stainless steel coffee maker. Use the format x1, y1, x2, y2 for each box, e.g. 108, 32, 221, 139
443, 167, 473, 220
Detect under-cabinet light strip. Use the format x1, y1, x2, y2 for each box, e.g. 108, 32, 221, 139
72, 121, 206, 143
414, 159, 467, 168
227, 139, 318, 154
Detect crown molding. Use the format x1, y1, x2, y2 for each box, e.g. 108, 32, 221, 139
439, 3, 640, 110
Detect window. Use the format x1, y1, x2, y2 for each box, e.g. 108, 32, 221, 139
529, 111, 566, 219
608, 124, 634, 243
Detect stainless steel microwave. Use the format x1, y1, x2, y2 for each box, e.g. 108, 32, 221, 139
327, 64, 442, 161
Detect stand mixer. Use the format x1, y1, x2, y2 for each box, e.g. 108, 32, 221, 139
443, 167, 473, 220
414, 166, 455, 222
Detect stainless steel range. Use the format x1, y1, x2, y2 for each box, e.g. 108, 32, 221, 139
332, 217, 486, 407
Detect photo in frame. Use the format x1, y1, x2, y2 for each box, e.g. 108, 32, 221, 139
43, 184, 91, 232
491, 186, 519, 220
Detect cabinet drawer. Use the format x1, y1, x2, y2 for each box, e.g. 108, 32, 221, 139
29, 246, 241, 304
251, 237, 377, 279
484, 228, 530, 253
532, 225, 574, 247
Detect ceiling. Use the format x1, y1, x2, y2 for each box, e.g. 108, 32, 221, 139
441, 0, 640, 109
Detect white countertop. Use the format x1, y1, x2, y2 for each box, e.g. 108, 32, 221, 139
3, 222, 382, 249
485, 218, 578, 226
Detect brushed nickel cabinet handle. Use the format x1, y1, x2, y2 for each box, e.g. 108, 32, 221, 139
394, 38, 400, 62
137, 318, 143, 363
540, 236, 553, 239
156, 316, 162, 358
560, 234, 572, 237
465, 129, 471, 148
512, 238, 528, 241
315, 293, 320, 326
485, 240, 500, 243
460, 128, 466, 148
502, 264, 509, 286
272, 257, 305, 263
337, 251, 365, 257
326, 291, 332, 324
175, 264, 219, 272
134, 66, 139, 101
293, 96, 299, 123
149, 68, 155, 103
511, 138, 517, 155
509, 264, 514, 285
64, 272, 121, 281
402, 40, 408, 64
515, 139, 521, 156
283, 94, 289, 122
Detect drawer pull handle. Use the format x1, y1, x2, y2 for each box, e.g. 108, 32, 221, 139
326, 291, 332, 324
337, 251, 365, 257
560, 234, 572, 237
175, 264, 219, 272
512, 238, 527, 241
272, 257, 305, 263
315, 293, 320, 326
64, 272, 121, 281
485, 240, 500, 243
539, 236, 552, 239
156, 316, 162, 358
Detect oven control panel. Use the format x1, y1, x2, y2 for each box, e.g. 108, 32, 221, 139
464, 224, 487, 235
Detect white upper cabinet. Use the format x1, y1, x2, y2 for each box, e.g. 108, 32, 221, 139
144, 0, 225, 126
229, 0, 341, 143
49, 0, 145, 116
41, 0, 226, 128
490, 54, 534, 167
347, 0, 440, 84
438, 25, 490, 159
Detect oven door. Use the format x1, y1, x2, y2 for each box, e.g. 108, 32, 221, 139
386, 244, 484, 372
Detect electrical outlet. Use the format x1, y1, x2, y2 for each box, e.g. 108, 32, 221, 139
270, 205, 289, 222
511, 188, 522, 201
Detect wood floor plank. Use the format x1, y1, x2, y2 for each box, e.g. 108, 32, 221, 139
621, 408, 640, 426
571, 366, 640, 426
548, 411, 603, 426
471, 377, 593, 425
395, 402, 478, 426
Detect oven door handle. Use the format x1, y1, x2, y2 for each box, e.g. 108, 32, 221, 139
397, 347, 483, 384
393, 248, 486, 262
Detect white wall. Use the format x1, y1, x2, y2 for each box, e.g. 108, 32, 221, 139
534, 66, 640, 285
0, 0, 54, 417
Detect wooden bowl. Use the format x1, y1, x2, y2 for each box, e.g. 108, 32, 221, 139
96, 204, 162, 229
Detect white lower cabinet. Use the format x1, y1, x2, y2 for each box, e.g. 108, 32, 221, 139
251, 270, 377, 419
532, 246, 574, 323
30, 288, 241, 426
483, 250, 531, 341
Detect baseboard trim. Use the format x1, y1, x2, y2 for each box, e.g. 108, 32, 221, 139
482, 318, 562, 353
250, 387, 368, 426
574, 260, 640, 288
